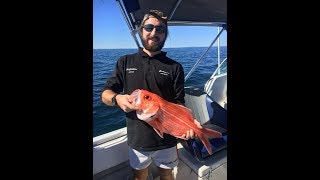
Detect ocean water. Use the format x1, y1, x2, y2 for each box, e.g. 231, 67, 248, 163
93, 47, 227, 137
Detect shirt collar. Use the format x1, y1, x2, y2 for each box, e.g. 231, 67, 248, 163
138, 47, 167, 59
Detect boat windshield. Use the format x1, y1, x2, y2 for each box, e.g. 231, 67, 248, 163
218, 58, 227, 75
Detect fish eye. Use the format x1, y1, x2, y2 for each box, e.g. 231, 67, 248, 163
145, 95, 150, 99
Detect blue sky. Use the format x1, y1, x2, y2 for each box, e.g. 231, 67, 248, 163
93, 0, 227, 49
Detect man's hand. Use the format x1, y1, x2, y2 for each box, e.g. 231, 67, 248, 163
181, 119, 202, 139
116, 94, 139, 112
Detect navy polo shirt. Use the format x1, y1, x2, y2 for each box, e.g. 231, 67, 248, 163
104, 48, 185, 151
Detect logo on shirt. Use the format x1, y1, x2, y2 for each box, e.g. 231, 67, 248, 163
159, 70, 170, 76
126, 68, 137, 73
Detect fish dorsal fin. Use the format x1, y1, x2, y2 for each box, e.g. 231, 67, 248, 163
176, 104, 193, 114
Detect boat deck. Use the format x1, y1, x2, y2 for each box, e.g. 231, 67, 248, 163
93, 143, 227, 180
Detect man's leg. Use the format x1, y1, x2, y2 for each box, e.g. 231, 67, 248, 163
158, 167, 173, 180
129, 147, 153, 180
152, 146, 178, 180
133, 168, 149, 180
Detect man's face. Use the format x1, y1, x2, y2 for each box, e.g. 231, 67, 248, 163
140, 17, 166, 52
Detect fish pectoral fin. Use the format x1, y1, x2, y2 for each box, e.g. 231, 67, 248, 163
153, 128, 164, 138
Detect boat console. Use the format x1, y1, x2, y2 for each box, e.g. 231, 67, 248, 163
181, 86, 227, 162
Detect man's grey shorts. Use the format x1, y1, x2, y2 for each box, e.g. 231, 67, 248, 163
128, 146, 178, 170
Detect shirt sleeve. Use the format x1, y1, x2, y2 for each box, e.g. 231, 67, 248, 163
173, 63, 185, 104
103, 56, 125, 94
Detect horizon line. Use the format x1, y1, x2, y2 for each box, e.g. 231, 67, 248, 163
93, 46, 227, 50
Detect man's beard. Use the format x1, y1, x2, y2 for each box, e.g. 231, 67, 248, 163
141, 36, 165, 52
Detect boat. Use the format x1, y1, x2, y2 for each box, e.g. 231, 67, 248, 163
93, 0, 227, 179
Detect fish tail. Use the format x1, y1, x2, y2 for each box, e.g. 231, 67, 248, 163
202, 128, 222, 138
196, 132, 213, 155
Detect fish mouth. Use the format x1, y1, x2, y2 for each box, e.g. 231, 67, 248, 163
129, 89, 141, 106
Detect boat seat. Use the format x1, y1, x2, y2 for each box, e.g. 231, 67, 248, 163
180, 86, 227, 161
206, 74, 227, 110
184, 86, 227, 129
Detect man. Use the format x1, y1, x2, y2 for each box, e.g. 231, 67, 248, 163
101, 10, 199, 180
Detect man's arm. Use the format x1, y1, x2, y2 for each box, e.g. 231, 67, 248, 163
101, 56, 136, 111
172, 64, 201, 139
173, 64, 185, 104
101, 89, 138, 112
101, 89, 118, 106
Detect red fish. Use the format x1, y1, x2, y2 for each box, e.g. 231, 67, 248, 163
129, 89, 222, 155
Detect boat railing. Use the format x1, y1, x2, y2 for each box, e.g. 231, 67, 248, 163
116, 0, 141, 48
184, 26, 226, 82
168, 0, 183, 20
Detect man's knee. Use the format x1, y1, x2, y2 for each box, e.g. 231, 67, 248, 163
133, 168, 149, 180
158, 168, 173, 179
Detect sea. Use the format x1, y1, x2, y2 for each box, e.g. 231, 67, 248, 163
93, 47, 227, 137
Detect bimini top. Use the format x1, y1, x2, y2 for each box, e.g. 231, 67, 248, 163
119, 0, 227, 27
